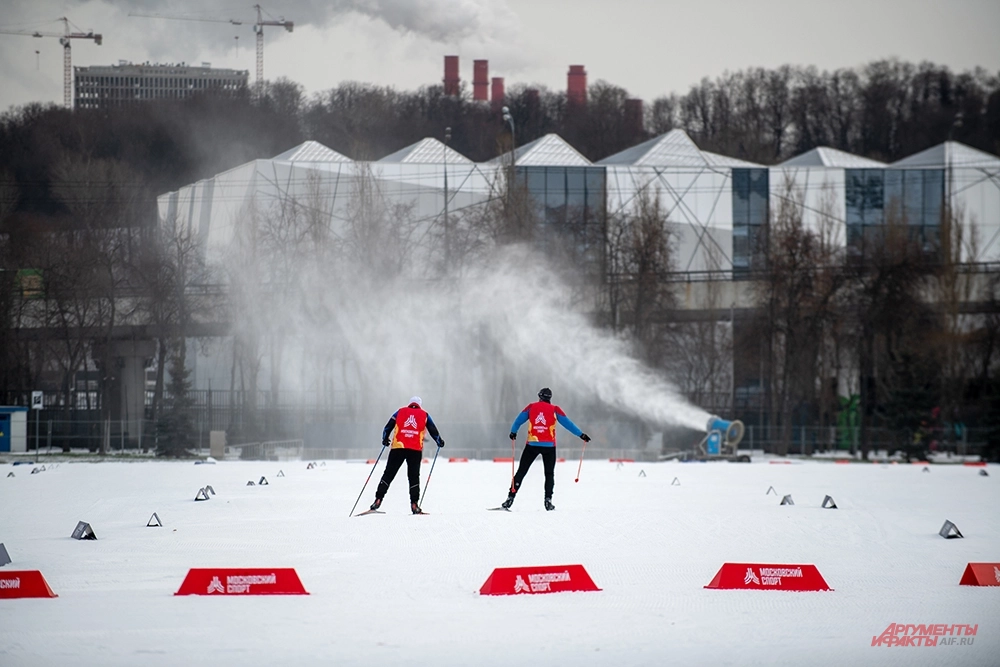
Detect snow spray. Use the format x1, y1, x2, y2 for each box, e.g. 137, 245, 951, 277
222, 196, 712, 433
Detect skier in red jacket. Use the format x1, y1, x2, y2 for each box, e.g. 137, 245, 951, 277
370, 396, 444, 514
500, 388, 589, 511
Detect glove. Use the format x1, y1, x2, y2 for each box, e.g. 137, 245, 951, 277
580, 433, 591, 442
382, 439, 389, 447
509, 432, 517, 441
436, 438, 445, 448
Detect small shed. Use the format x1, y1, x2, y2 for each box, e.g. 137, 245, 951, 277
0, 407, 29, 453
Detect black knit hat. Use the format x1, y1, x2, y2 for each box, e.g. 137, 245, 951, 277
538, 387, 552, 401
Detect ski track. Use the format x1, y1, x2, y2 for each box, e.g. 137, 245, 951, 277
0, 459, 998, 667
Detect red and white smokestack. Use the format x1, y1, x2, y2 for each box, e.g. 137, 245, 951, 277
568, 65, 587, 105
491, 77, 505, 108
473, 59, 489, 102
444, 55, 460, 96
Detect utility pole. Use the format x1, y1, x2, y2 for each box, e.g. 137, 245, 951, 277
444, 126, 451, 266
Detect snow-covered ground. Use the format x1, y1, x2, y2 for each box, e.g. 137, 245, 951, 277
1, 457, 997, 666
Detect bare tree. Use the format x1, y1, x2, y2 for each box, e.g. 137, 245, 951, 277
932, 203, 980, 448
754, 177, 847, 454
604, 185, 676, 360
844, 198, 936, 459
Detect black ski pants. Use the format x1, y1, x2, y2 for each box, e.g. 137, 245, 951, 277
377, 448, 422, 504
511, 444, 557, 498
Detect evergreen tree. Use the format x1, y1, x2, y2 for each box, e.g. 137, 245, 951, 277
155, 340, 195, 457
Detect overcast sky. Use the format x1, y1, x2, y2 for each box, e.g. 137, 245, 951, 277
1, 0, 998, 112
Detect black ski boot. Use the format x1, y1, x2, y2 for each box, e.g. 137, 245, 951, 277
370, 497, 382, 511
411, 501, 423, 515
544, 497, 555, 511
501, 493, 515, 510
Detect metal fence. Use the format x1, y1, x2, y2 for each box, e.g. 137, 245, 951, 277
735, 424, 987, 458
10, 413, 990, 461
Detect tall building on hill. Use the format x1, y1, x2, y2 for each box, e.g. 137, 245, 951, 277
74, 62, 249, 110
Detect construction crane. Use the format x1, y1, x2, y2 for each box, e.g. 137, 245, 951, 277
252, 5, 293, 87
0, 17, 102, 109
129, 5, 293, 89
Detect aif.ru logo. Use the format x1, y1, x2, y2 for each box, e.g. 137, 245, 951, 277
871, 623, 978, 647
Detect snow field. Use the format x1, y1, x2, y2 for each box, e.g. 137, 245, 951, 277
0, 458, 998, 666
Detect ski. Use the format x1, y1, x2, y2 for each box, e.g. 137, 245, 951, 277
488, 507, 511, 512
413, 511, 430, 515
354, 509, 385, 516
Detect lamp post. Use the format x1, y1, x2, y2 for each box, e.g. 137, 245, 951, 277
502, 105, 515, 207
947, 111, 963, 221
444, 126, 451, 266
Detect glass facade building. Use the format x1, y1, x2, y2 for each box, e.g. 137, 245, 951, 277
845, 169, 945, 260
518, 165, 606, 265
731, 168, 769, 273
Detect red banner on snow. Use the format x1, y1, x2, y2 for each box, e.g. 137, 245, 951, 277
705, 563, 832, 591
0, 570, 58, 598
175, 568, 309, 595
480, 564, 600, 595
963, 462, 987, 467
493, 457, 513, 463
960, 562, 1000, 586
448, 457, 469, 462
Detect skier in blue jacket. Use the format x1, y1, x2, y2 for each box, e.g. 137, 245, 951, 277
500, 387, 590, 511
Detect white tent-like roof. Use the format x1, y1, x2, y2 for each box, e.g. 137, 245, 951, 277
272, 140, 352, 163
378, 138, 472, 164
491, 133, 592, 166
598, 129, 704, 167
597, 129, 763, 168
779, 146, 885, 168
702, 151, 765, 168
891, 141, 1000, 169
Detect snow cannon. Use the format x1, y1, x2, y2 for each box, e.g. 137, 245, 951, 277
707, 416, 744, 450
696, 416, 748, 461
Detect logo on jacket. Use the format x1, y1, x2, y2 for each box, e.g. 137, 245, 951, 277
744, 568, 760, 585
403, 415, 419, 429
514, 575, 530, 593
534, 413, 547, 425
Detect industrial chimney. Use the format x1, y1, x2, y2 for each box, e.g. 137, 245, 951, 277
444, 55, 460, 96
491, 77, 505, 108
567, 65, 587, 105
473, 59, 489, 102
625, 98, 644, 137
526, 88, 540, 111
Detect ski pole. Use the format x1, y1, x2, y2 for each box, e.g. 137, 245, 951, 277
509, 436, 516, 493
418, 445, 440, 507
574, 440, 588, 483
349, 445, 385, 517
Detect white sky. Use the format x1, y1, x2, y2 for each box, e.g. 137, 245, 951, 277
1, 0, 998, 112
